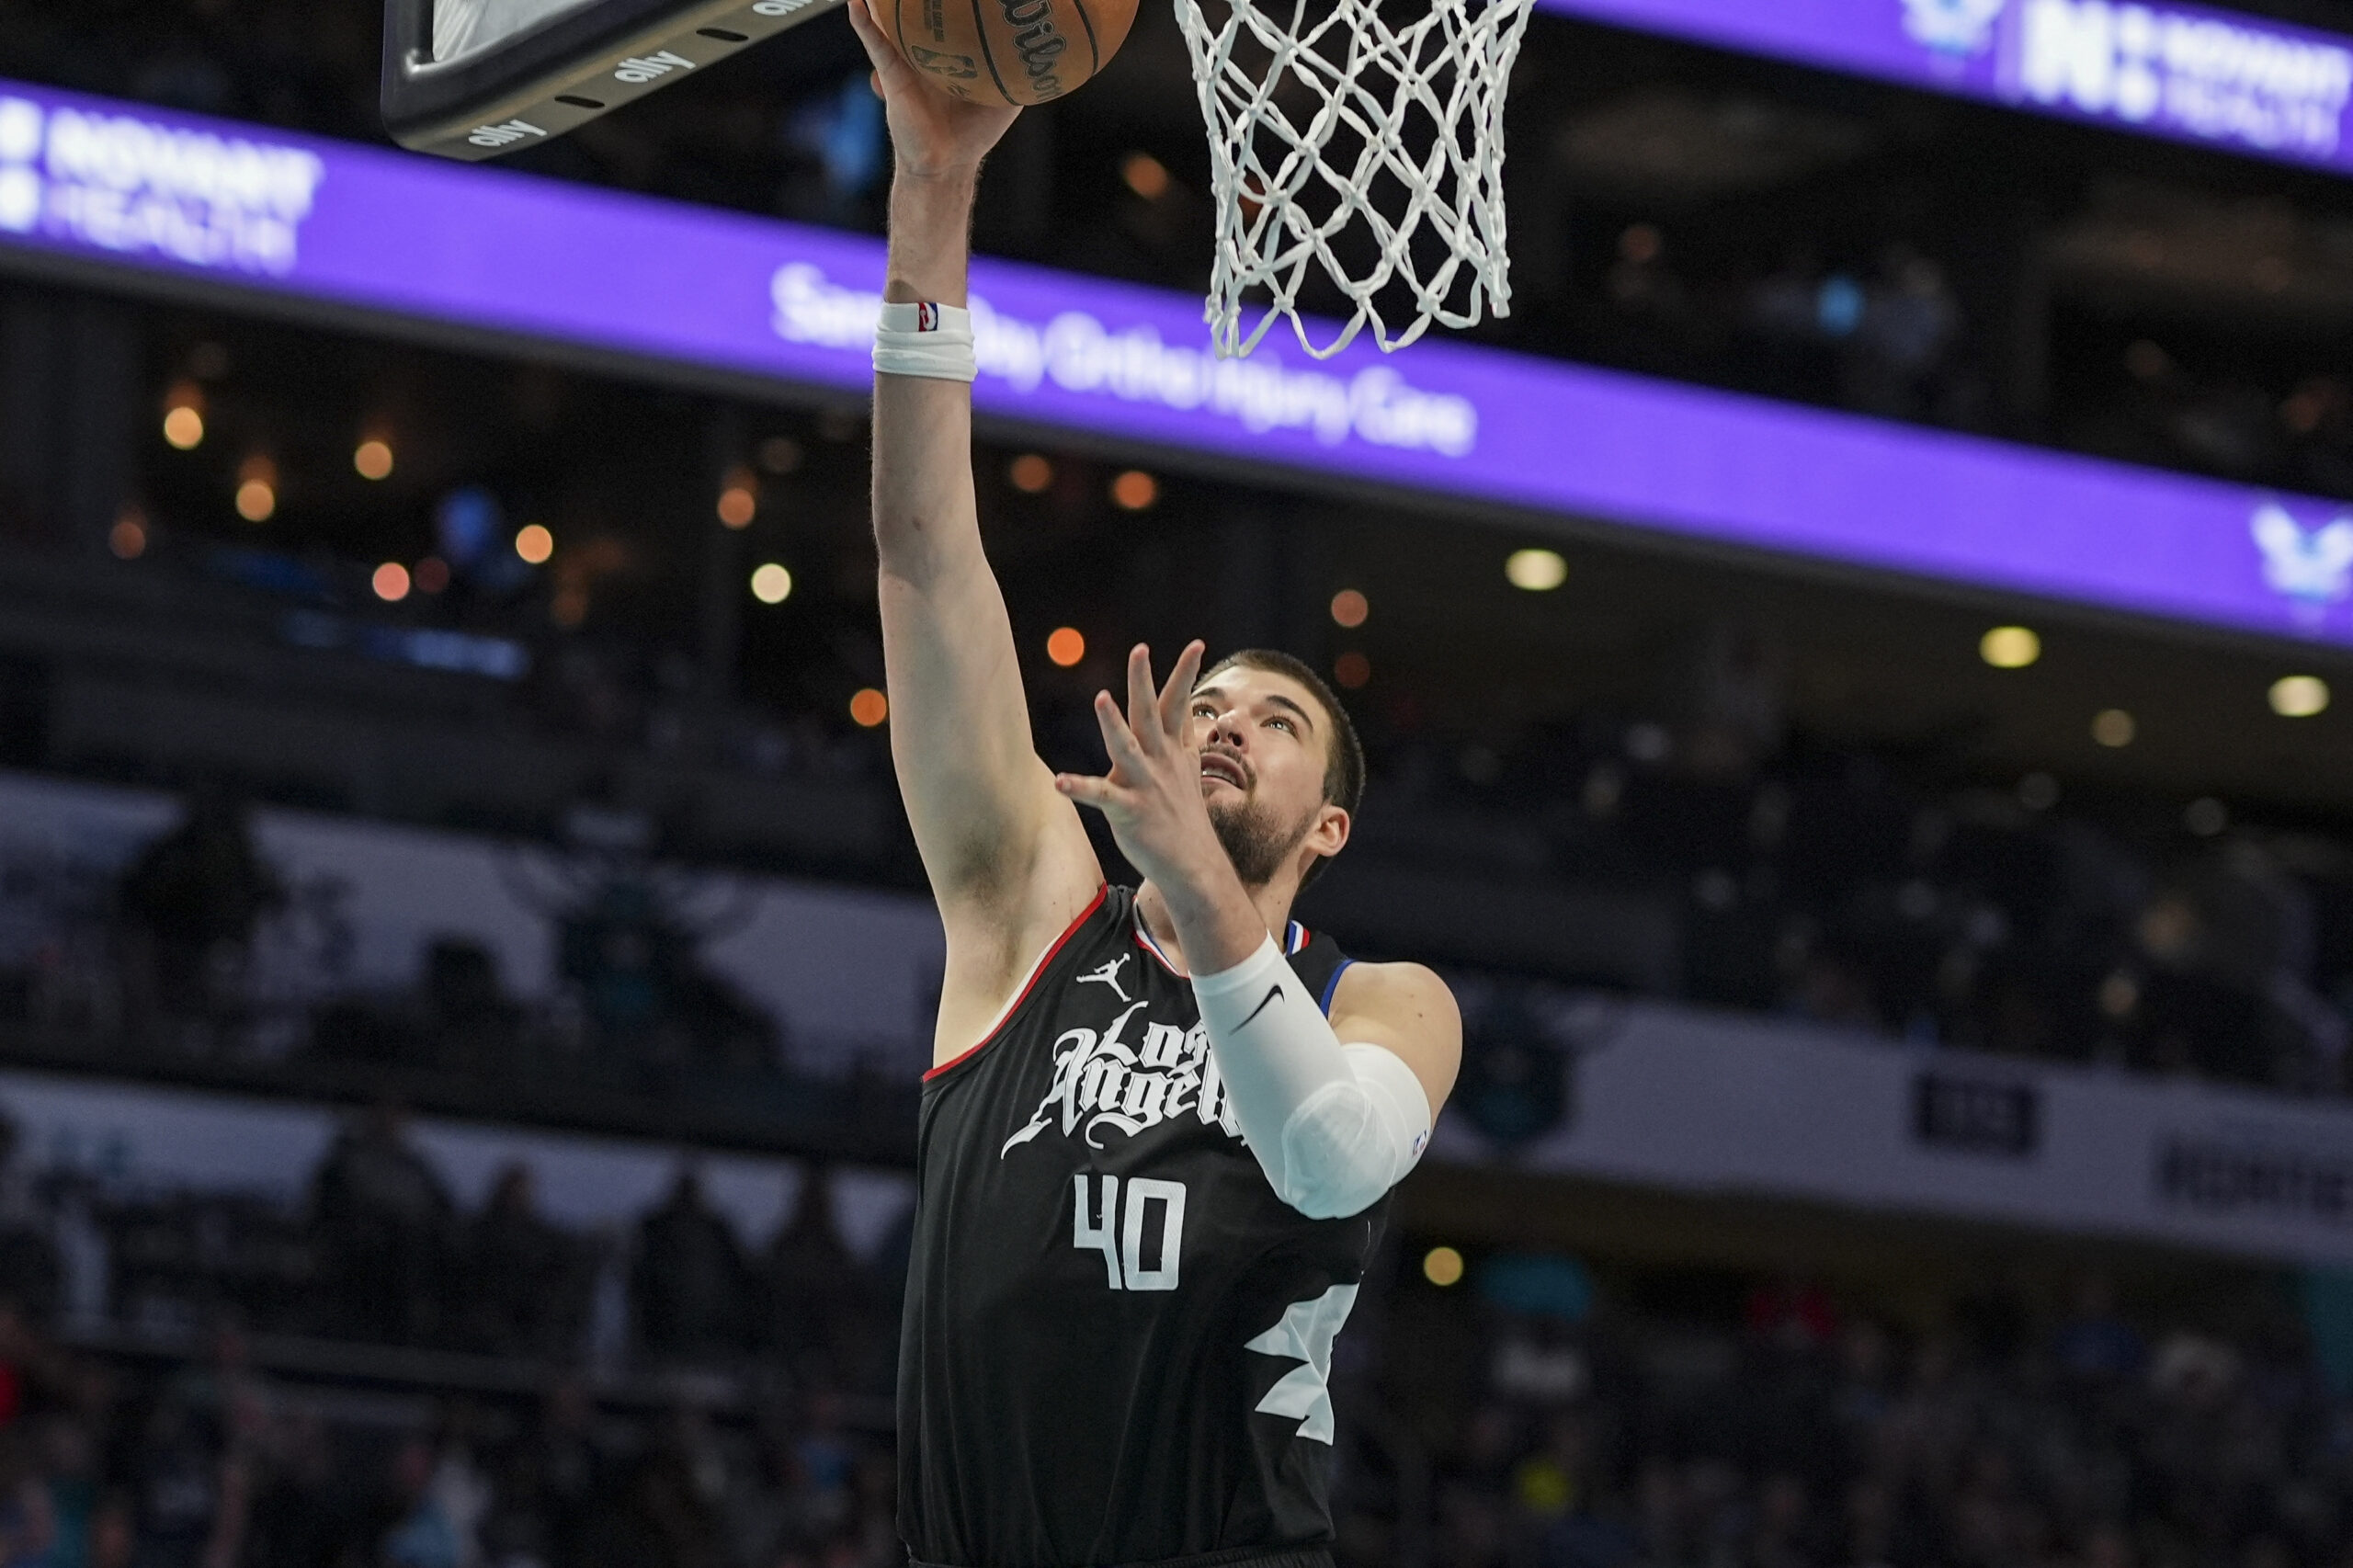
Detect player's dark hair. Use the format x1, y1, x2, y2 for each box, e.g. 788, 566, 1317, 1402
1199, 649, 1365, 891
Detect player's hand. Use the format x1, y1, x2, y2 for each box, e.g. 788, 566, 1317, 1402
846, 0, 1020, 181
1056, 642, 1239, 901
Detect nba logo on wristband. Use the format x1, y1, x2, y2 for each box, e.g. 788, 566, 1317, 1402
874, 300, 977, 381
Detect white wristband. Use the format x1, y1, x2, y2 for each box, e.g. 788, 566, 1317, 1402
873, 301, 978, 383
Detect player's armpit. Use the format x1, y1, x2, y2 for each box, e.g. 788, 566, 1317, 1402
928, 843, 1104, 1068
1325, 961, 1463, 1123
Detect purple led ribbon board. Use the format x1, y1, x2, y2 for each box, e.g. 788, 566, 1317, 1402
0, 78, 2348, 647
1536, 0, 2353, 179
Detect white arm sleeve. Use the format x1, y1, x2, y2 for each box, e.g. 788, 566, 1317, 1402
1193, 937, 1434, 1220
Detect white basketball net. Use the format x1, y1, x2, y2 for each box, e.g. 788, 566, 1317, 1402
1175, 0, 1539, 360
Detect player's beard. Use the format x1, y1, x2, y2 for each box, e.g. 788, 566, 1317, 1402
1207, 790, 1319, 889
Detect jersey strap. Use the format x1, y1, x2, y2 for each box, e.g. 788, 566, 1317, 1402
1317, 959, 1355, 1015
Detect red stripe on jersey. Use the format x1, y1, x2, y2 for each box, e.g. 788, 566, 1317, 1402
1133, 925, 1181, 976
924, 885, 1109, 1083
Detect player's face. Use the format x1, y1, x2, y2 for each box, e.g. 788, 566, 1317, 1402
1186, 668, 1349, 889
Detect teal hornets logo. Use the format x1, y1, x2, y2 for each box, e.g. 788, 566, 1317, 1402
2252, 503, 2353, 612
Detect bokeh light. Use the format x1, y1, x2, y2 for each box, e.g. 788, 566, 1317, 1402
372, 562, 411, 602
1335, 651, 1371, 689
2091, 709, 2136, 747
1330, 589, 1370, 629
2271, 675, 2331, 718
1423, 1246, 1465, 1287
1111, 471, 1159, 511
161, 382, 205, 451
1981, 626, 2041, 669
414, 557, 451, 595
718, 483, 757, 529
751, 563, 794, 605
1009, 455, 1053, 494
849, 688, 890, 728
1506, 549, 1567, 591
234, 480, 276, 523
108, 511, 147, 561
1122, 152, 1171, 199
1047, 627, 1086, 667
162, 406, 205, 451
514, 524, 555, 565
353, 439, 394, 481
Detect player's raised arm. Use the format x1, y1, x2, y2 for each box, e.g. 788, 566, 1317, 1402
847, 0, 1102, 1052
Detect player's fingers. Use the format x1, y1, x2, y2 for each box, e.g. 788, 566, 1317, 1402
1053, 773, 1121, 812
1093, 690, 1149, 774
1125, 645, 1161, 752
842, 0, 896, 74
1159, 641, 1206, 739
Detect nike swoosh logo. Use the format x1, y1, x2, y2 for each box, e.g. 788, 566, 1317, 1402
1238, 983, 1287, 1028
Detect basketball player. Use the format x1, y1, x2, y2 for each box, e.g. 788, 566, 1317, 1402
846, 5, 1463, 1566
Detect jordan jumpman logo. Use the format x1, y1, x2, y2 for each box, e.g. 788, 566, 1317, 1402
1077, 956, 1131, 1003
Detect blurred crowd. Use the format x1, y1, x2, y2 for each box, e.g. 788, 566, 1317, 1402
0, 1315, 898, 1568
8, 717, 2353, 1123
1374, 1264, 2353, 1568
0, 787, 886, 1098
0, 1089, 2339, 1568
0, 1107, 902, 1386
301, 1108, 899, 1382
1360, 721, 2353, 1098
0, 1104, 902, 1568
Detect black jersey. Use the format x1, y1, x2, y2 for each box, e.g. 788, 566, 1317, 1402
899, 885, 1381, 1568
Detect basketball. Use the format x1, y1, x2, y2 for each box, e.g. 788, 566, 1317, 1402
881, 0, 1137, 108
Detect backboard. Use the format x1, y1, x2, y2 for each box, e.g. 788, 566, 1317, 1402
383, 0, 845, 160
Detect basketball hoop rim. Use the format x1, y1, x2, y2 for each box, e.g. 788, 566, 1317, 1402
1176, 0, 1539, 358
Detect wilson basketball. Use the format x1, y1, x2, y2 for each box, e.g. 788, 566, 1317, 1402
884, 0, 1137, 108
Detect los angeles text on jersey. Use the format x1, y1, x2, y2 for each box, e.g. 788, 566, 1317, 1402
999, 953, 1243, 1156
